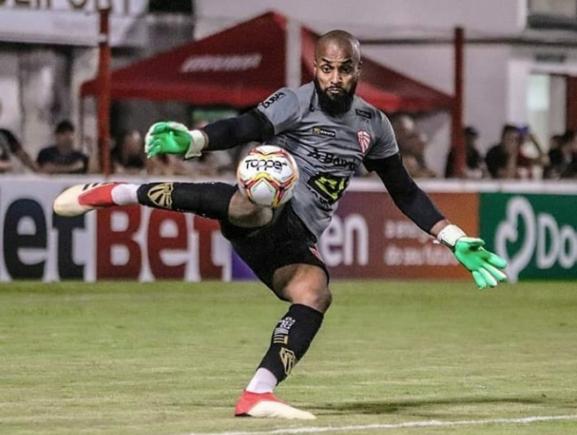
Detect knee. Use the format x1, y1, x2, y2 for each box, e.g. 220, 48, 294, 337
316, 287, 333, 312
289, 285, 332, 313
228, 190, 272, 227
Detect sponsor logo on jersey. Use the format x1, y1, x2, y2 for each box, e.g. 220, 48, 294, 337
307, 173, 349, 205
312, 127, 336, 138
307, 149, 357, 170
355, 109, 372, 119
357, 130, 371, 154
260, 91, 285, 109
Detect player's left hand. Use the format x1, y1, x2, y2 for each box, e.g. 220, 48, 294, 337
453, 237, 508, 289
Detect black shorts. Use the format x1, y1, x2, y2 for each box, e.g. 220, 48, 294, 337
220, 202, 329, 293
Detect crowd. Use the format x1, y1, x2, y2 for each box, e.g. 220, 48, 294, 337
1, 116, 576, 179
0, 120, 234, 177
392, 113, 577, 180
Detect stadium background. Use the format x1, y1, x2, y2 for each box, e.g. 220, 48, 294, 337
1, 0, 576, 282
2, 0, 577, 173
1, 1, 577, 434
1, 177, 576, 282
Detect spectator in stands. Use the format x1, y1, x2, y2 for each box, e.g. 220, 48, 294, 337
111, 129, 147, 175
400, 131, 437, 178
391, 114, 436, 178
445, 126, 486, 178
0, 128, 38, 173
548, 133, 564, 157
390, 113, 416, 150
545, 130, 577, 179
485, 124, 519, 179
518, 126, 548, 178
37, 120, 88, 174
190, 152, 234, 177
485, 124, 539, 179
149, 149, 234, 177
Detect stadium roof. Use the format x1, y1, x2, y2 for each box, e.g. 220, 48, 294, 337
80, 11, 453, 113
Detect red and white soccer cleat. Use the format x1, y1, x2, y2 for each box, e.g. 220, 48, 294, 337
234, 390, 316, 420
53, 182, 121, 217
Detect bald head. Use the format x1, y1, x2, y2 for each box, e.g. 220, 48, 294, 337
315, 30, 361, 64
313, 30, 361, 115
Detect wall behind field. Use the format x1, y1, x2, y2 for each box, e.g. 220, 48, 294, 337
0, 51, 21, 133
193, 0, 554, 160
0, 48, 74, 163
195, 0, 524, 38
369, 45, 512, 153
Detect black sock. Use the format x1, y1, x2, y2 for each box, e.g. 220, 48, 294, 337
137, 182, 236, 220
258, 304, 324, 383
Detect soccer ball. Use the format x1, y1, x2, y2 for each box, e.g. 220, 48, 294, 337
237, 145, 299, 208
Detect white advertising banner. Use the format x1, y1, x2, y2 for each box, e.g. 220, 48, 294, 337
0, 177, 231, 282
0, 178, 95, 281
0, 177, 476, 283
2, 177, 575, 282
0, 0, 148, 46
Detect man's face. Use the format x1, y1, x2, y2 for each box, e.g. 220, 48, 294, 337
314, 41, 360, 115
503, 130, 520, 151
465, 132, 477, 147
56, 130, 75, 151
123, 131, 143, 155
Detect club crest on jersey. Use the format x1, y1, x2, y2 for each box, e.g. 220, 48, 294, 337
357, 130, 371, 154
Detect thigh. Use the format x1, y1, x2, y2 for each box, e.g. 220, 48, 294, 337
221, 203, 329, 296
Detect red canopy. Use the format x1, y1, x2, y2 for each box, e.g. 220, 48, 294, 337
81, 11, 453, 113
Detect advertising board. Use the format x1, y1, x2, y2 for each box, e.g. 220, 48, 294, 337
480, 193, 577, 281
2, 178, 574, 282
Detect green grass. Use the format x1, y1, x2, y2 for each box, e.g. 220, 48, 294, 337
1, 280, 577, 434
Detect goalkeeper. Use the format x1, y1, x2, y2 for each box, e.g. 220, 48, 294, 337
54, 30, 507, 420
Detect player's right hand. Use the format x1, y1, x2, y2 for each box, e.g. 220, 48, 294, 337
453, 237, 508, 289
145, 122, 192, 158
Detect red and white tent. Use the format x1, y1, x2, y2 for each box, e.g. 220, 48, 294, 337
81, 11, 453, 113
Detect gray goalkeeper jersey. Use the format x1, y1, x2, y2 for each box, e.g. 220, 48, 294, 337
256, 82, 399, 239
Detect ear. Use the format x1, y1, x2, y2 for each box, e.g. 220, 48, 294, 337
354, 61, 362, 78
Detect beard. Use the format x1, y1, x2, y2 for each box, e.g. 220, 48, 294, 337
314, 78, 357, 116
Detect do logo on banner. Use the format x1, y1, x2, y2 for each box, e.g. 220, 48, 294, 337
495, 196, 577, 281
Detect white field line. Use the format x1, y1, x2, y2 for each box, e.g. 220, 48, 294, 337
188, 414, 577, 435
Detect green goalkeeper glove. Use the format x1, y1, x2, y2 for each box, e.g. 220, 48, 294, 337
438, 225, 508, 289
454, 237, 508, 289
144, 121, 206, 159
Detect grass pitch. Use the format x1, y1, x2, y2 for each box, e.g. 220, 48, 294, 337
1, 280, 576, 434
